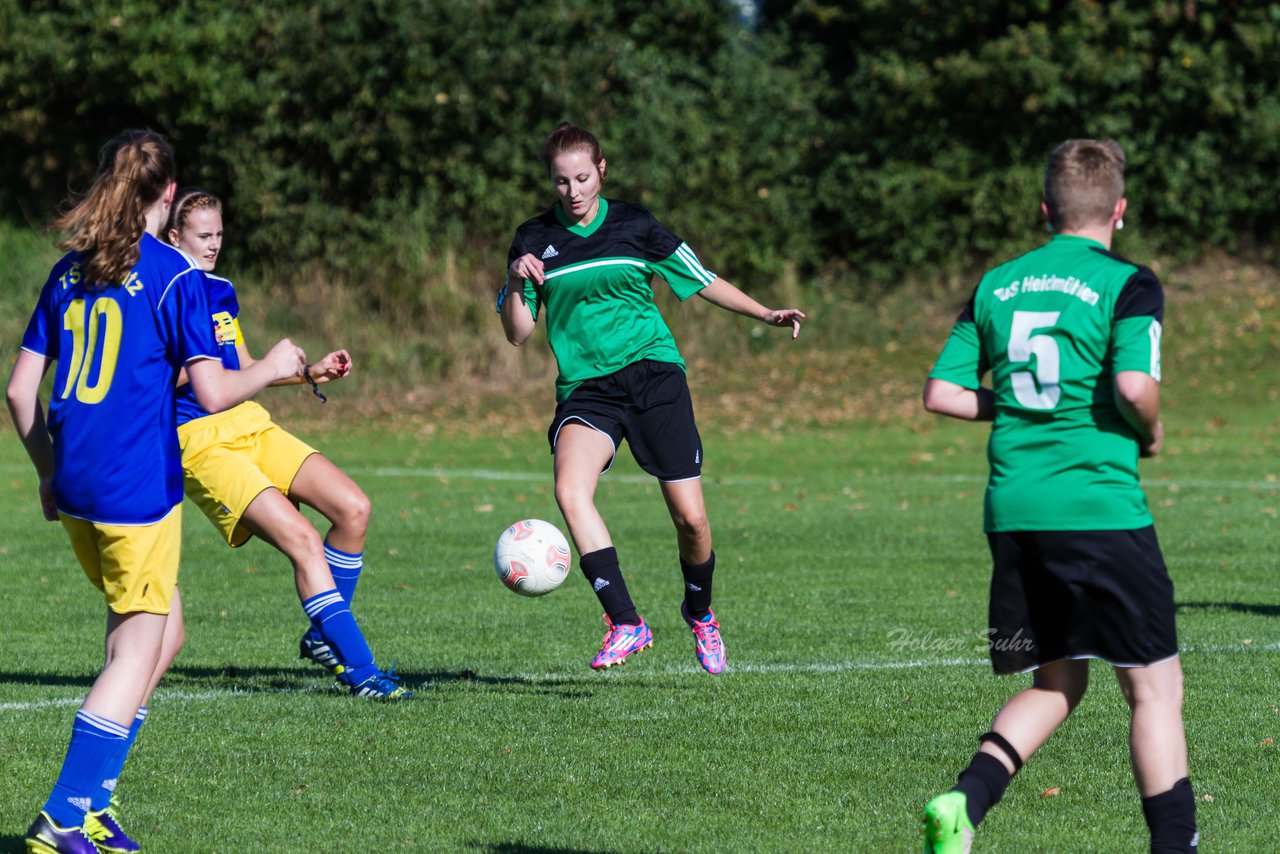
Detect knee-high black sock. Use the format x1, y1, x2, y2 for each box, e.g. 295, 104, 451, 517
1142, 777, 1198, 853
953, 752, 1013, 828
579, 547, 639, 626
680, 551, 715, 620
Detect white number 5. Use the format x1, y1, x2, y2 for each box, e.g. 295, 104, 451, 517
1008, 310, 1061, 409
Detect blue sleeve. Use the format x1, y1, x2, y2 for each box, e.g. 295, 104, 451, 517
160, 269, 220, 366
20, 274, 61, 359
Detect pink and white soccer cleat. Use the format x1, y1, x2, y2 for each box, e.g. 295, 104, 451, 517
590, 614, 653, 669
680, 602, 726, 674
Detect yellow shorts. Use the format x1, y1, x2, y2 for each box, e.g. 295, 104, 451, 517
61, 507, 183, 615
177, 400, 317, 548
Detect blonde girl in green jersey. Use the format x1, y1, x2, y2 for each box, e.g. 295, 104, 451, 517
500, 122, 804, 674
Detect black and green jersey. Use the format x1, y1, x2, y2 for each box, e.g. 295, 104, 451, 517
505, 198, 716, 402
930, 234, 1164, 532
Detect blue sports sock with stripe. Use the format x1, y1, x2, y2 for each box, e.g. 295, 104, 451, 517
324, 541, 364, 606
92, 706, 147, 811
305, 542, 365, 644
302, 589, 377, 685
43, 710, 129, 827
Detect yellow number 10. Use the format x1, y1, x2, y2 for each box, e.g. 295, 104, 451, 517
61, 297, 123, 404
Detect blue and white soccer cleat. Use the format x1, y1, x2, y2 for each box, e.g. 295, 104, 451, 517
83, 805, 140, 854
347, 664, 414, 700
680, 602, 726, 674
24, 812, 99, 854
299, 632, 343, 674
590, 614, 654, 669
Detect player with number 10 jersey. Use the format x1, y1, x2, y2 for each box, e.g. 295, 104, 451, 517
23, 234, 220, 526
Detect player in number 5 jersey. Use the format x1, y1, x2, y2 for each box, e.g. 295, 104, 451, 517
499, 123, 805, 674
7, 130, 303, 854
920, 140, 1196, 853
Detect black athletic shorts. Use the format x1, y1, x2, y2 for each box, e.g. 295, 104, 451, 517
985, 526, 1179, 675
548, 360, 703, 482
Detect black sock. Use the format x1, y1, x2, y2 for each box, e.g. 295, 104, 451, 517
680, 551, 715, 620
1142, 777, 1198, 853
953, 752, 1013, 828
579, 547, 639, 626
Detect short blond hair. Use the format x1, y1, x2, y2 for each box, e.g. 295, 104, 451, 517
1043, 139, 1125, 231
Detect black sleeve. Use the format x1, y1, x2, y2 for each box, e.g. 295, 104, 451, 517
1113, 267, 1164, 323
643, 209, 684, 263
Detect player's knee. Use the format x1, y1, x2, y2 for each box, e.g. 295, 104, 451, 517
333, 488, 372, 535
672, 508, 709, 543
277, 516, 326, 565
1122, 668, 1184, 711
554, 480, 593, 517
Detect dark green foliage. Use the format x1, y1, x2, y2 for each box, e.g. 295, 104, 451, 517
0, 0, 822, 283
0, 0, 1276, 293
764, 0, 1280, 276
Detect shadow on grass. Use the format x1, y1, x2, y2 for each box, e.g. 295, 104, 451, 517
1, 664, 691, 700
0, 835, 25, 854
1176, 601, 1280, 618
470, 844, 640, 854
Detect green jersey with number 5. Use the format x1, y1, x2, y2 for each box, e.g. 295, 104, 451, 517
929, 234, 1163, 532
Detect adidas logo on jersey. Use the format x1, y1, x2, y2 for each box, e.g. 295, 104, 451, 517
541, 244, 559, 260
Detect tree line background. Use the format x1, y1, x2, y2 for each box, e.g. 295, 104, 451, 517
1, 0, 1277, 393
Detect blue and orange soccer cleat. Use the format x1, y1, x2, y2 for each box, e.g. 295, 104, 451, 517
299, 632, 343, 674
24, 812, 98, 854
591, 615, 653, 669
680, 603, 726, 674
83, 805, 140, 854
922, 791, 975, 854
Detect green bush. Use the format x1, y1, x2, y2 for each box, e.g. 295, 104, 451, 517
0, 0, 822, 287
764, 0, 1280, 277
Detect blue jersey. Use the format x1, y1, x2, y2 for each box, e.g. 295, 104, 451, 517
21, 233, 221, 524
175, 273, 243, 426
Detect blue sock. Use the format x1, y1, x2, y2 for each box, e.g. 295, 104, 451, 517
324, 541, 364, 606
92, 707, 146, 811
43, 710, 129, 827
302, 589, 377, 684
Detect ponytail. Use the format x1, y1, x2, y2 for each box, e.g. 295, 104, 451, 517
53, 129, 176, 286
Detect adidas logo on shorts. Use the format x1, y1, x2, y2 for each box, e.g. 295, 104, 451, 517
541, 244, 559, 260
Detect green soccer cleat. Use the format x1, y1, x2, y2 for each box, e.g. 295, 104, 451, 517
922, 791, 975, 854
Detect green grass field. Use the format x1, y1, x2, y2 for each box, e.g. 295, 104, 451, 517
1, 386, 1277, 851
0, 246, 1276, 851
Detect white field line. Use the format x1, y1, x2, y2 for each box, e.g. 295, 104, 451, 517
0, 464, 1275, 491
2, 642, 1274, 713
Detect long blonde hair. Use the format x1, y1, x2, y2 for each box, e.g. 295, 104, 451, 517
53, 129, 176, 286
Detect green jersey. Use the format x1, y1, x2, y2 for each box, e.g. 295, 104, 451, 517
504, 198, 716, 402
929, 234, 1164, 532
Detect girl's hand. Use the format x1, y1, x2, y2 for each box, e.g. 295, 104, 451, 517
509, 253, 545, 285
263, 338, 306, 382
763, 308, 807, 340
311, 349, 352, 382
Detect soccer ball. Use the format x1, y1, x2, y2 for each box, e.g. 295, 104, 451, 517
494, 519, 572, 597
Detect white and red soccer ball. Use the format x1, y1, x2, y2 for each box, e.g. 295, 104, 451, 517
494, 519, 572, 597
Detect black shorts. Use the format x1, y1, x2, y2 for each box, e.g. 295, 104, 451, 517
985, 527, 1179, 675
548, 360, 703, 482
